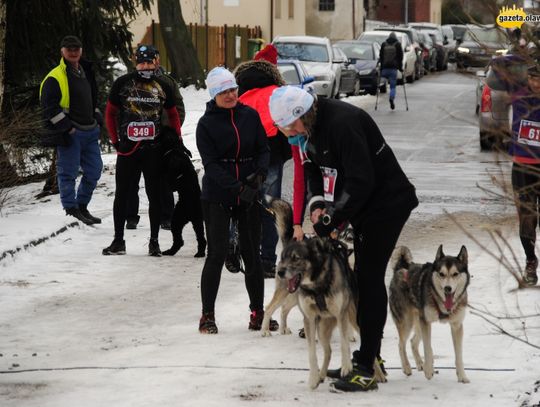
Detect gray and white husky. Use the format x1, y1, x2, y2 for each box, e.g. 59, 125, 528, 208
389, 245, 470, 383
262, 199, 385, 389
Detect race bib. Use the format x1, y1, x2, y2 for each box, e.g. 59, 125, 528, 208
127, 121, 156, 141
518, 119, 540, 147
321, 166, 338, 202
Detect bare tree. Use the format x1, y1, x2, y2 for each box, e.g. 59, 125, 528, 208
157, 0, 205, 87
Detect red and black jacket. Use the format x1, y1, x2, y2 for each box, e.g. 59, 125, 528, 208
196, 100, 270, 207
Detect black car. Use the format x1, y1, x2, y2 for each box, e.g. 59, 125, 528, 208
455, 25, 509, 69
333, 40, 386, 95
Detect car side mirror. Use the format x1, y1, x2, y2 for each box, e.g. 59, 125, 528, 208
302, 76, 315, 85
456, 37, 463, 45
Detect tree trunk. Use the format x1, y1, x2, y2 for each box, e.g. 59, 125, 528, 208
157, 0, 206, 88
0, 0, 6, 110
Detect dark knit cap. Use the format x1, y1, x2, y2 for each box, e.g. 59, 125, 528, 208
60, 35, 82, 49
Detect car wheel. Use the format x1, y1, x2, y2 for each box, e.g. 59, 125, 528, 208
332, 82, 340, 99
480, 131, 493, 151
348, 78, 361, 96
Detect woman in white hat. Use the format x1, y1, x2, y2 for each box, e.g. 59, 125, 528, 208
196, 67, 278, 334
269, 85, 418, 392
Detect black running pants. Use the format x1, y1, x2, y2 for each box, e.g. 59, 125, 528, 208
113, 147, 162, 240
353, 210, 412, 373
512, 162, 540, 260
200, 201, 264, 314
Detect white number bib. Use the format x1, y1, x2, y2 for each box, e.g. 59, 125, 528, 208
127, 121, 156, 141
518, 119, 540, 147
321, 166, 338, 202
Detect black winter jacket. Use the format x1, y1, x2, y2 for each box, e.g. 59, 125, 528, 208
380, 37, 404, 70
305, 98, 418, 227
196, 100, 270, 206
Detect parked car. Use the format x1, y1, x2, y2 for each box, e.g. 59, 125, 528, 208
408, 23, 449, 70
418, 31, 437, 73
273, 35, 342, 98
333, 40, 386, 95
448, 24, 467, 42
475, 67, 511, 150
276, 59, 315, 91
456, 24, 509, 69
358, 30, 417, 83
441, 24, 458, 62
332, 46, 360, 96
373, 25, 424, 80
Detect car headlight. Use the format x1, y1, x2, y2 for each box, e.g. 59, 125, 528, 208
495, 49, 508, 55
358, 69, 372, 75
457, 47, 470, 54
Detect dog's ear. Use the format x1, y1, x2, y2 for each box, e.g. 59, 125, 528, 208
457, 245, 468, 264
435, 244, 445, 261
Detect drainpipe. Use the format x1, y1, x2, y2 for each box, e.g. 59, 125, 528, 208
352, 0, 356, 39
270, 0, 274, 41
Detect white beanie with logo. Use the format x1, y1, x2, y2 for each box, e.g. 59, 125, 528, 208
269, 86, 314, 128
206, 67, 238, 99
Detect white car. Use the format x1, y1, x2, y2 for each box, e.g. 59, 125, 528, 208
273, 35, 342, 98
358, 30, 417, 83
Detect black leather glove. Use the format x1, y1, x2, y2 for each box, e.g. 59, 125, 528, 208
239, 184, 258, 204
245, 169, 266, 190
313, 214, 335, 238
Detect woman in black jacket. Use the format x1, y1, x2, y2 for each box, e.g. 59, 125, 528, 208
196, 67, 277, 334
269, 85, 418, 392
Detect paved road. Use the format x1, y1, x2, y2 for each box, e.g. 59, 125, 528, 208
282, 68, 513, 218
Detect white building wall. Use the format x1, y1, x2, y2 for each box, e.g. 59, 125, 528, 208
305, 0, 364, 41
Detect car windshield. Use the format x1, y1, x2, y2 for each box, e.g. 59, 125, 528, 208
336, 43, 374, 60
463, 27, 506, 43
277, 64, 301, 85
274, 43, 329, 63
452, 26, 467, 40
358, 33, 390, 45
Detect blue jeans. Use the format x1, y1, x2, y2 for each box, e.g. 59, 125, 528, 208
260, 161, 284, 265
56, 127, 103, 209
381, 68, 397, 100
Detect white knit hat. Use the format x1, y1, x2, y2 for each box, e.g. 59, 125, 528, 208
269, 86, 314, 128
206, 67, 238, 99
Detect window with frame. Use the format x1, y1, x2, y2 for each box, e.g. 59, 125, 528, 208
319, 0, 335, 11
288, 0, 294, 19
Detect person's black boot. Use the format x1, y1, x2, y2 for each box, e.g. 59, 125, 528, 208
79, 204, 101, 224
125, 215, 139, 230
194, 239, 206, 258
102, 238, 126, 255
148, 238, 162, 257
65, 207, 95, 225
162, 238, 184, 256
390, 98, 395, 110
262, 261, 276, 278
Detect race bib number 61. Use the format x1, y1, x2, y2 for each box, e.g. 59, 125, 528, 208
127, 121, 156, 141
518, 119, 540, 147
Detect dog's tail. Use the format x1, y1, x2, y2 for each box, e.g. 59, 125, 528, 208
390, 246, 413, 273
269, 198, 293, 245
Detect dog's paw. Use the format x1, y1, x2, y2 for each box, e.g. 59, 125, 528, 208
194, 251, 205, 258
341, 361, 353, 377
423, 365, 434, 380
261, 329, 272, 337
457, 372, 470, 383
403, 364, 412, 376
308, 373, 321, 390
280, 327, 292, 335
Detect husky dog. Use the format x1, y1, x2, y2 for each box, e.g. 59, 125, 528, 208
389, 245, 470, 383
263, 199, 385, 389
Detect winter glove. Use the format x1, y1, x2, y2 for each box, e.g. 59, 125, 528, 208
313, 214, 336, 238
245, 169, 266, 190
239, 184, 258, 204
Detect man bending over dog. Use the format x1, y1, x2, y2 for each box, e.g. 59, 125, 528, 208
269, 86, 418, 392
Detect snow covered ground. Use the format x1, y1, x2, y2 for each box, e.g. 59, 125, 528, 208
0, 83, 539, 406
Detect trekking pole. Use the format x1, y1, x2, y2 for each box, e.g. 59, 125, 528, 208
375, 65, 381, 111
402, 71, 409, 111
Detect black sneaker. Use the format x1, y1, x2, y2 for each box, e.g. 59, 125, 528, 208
102, 239, 126, 255
79, 204, 101, 224
390, 98, 395, 110
65, 207, 95, 225
125, 218, 139, 230
327, 358, 360, 379
248, 310, 279, 331
262, 261, 276, 279
330, 365, 378, 392
148, 238, 161, 257
162, 238, 184, 256
524, 258, 539, 286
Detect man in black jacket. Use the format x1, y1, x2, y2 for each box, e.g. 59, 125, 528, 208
379, 32, 404, 110
270, 86, 418, 392
40, 35, 103, 224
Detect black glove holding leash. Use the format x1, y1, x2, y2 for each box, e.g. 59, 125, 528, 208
313, 214, 336, 238
238, 169, 267, 205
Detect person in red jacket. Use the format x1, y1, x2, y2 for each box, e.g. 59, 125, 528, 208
102, 45, 181, 256
233, 44, 306, 279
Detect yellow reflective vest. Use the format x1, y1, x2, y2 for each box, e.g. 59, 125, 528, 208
39, 58, 70, 109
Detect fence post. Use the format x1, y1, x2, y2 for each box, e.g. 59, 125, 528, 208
205, 23, 209, 71
224, 24, 228, 68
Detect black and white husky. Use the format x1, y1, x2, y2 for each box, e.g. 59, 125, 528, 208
389, 245, 471, 383
262, 199, 385, 389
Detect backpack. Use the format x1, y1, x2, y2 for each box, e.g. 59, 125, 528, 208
382, 41, 397, 67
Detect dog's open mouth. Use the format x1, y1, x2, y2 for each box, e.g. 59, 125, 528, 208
287, 274, 301, 293
444, 293, 454, 311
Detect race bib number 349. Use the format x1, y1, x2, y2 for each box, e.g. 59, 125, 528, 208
518, 119, 540, 147
127, 121, 156, 141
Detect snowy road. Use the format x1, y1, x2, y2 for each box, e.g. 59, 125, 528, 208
0, 69, 539, 407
